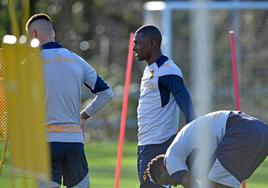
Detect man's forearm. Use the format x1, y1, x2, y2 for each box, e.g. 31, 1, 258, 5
181, 173, 199, 188
82, 87, 113, 117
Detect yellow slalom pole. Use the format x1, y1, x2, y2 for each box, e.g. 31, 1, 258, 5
27, 46, 50, 182
22, 0, 31, 185
3, 42, 21, 188
8, 0, 20, 37
3, 40, 51, 186
22, 3, 32, 186
22, 0, 30, 35
0, 48, 7, 175
3, 43, 23, 171
17, 44, 30, 188
0, 140, 7, 175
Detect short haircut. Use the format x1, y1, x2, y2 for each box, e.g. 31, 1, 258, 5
25, 13, 51, 32
135, 25, 162, 47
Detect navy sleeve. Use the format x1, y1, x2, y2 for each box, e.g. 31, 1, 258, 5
170, 170, 188, 185
158, 75, 196, 123
84, 75, 109, 94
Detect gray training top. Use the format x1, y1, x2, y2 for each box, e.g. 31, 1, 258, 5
41, 42, 113, 143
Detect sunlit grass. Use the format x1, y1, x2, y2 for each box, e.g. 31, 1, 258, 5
0, 142, 267, 188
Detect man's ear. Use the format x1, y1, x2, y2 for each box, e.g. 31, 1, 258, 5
31, 30, 38, 38
149, 40, 157, 48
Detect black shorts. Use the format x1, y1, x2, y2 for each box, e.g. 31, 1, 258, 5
216, 112, 268, 182
137, 135, 176, 187
50, 142, 89, 187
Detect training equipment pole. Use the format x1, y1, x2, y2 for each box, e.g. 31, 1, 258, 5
114, 33, 134, 188
229, 30, 240, 110
229, 30, 245, 188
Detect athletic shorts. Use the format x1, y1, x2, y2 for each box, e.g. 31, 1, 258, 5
208, 112, 268, 187
50, 142, 89, 187
137, 135, 176, 187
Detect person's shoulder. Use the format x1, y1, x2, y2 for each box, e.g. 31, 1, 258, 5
63, 49, 91, 65
159, 59, 183, 77
206, 110, 231, 119
63, 48, 85, 61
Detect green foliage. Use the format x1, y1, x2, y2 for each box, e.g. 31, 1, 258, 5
2, 0, 268, 138
0, 1, 11, 41
1, 0, 147, 127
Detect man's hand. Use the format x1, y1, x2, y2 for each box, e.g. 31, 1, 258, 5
80, 111, 90, 120
80, 111, 90, 140
80, 118, 86, 131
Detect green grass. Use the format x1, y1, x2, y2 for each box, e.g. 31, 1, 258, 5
0, 142, 267, 188
87, 142, 139, 188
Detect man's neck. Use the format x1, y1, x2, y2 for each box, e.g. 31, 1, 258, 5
39, 38, 55, 46
147, 50, 162, 65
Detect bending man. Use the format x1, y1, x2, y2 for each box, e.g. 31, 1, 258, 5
148, 111, 268, 188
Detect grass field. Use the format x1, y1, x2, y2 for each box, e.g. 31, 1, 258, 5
0, 142, 267, 188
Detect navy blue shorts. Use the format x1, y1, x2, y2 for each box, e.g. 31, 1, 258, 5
216, 112, 268, 182
137, 135, 176, 188
50, 142, 89, 187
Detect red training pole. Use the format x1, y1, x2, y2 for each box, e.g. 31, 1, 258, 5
114, 33, 134, 188
229, 30, 241, 111
229, 30, 246, 188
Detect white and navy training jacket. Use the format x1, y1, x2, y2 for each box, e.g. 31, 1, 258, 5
137, 55, 195, 145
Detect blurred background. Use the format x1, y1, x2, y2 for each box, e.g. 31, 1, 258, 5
1, 0, 268, 142
1, 0, 268, 187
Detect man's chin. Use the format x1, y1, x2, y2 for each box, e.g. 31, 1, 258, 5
136, 57, 145, 62
134, 54, 143, 61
